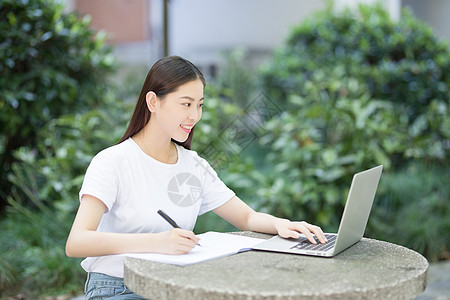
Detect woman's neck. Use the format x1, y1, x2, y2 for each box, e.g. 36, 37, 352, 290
132, 126, 177, 164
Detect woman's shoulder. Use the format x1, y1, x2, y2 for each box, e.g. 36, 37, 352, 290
176, 145, 213, 171
176, 144, 203, 161
93, 139, 134, 163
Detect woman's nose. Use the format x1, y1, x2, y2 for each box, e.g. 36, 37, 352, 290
188, 107, 202, 121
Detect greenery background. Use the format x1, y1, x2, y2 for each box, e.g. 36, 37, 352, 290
0, 1, 449, 298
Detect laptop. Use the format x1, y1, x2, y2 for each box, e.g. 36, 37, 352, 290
253, 165, 383, 257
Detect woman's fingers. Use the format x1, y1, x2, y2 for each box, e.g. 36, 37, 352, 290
296, 222, 327, 243
159, 228, 200, 254
178, 229, 201, 245
279, 221, 328, 244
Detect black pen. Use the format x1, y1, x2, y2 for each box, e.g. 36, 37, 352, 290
157, 209, 180, 228
157, 210, 201, 246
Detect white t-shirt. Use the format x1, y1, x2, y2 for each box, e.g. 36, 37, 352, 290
79, 138, 235, 278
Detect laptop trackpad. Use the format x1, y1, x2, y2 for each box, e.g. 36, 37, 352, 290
254, 234, 336, 254
254, 235, 304, 251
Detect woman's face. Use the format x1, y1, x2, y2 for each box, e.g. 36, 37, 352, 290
152, 79, 204, 142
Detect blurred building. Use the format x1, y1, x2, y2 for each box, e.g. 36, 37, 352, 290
64, 0, 450, 76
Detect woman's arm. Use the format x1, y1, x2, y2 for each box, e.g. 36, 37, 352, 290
65, 194, 199, 257
213, 196, 327, 244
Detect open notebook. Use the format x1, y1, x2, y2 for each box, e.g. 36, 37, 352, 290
123, 232, 264, 266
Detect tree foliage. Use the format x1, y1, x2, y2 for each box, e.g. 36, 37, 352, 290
262, 5, 450, 123
0, 0, 115, 208
256, 4, 449, 259
1, 96, 132, 296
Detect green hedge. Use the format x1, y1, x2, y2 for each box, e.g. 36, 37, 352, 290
0, 96, 132, 296
256, 4, 449, 260
369, 161, 450, 262
0, 0, 116, 296
261, 4, 449, 163
0, 0, 115, 208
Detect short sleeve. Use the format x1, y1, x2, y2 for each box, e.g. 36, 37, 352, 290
79, 150, 119, 212
195, 155, 235, 215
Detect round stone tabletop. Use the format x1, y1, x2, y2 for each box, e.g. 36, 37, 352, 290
124, 231, 428, 299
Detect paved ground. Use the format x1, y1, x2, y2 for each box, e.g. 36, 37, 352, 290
71, 261, 450, 300
415, 260, 450, 300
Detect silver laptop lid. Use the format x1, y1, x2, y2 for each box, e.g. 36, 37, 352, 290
333, 165, 383, 255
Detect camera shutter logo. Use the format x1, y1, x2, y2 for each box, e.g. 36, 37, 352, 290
167, 173, 202, 207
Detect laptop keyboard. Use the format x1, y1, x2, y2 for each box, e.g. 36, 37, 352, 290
290, 234, 336, 252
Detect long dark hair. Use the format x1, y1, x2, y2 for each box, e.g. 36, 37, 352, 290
118, 56, 205, 149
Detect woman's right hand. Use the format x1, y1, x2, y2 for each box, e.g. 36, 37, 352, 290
66, 194, 201, 257
153, 228, 200, 255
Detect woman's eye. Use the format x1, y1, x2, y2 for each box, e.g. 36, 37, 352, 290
183, 103, 190, 107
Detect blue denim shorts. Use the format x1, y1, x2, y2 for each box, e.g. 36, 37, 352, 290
84, 272, 146, 299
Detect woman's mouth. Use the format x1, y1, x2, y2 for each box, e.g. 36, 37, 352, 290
180, 124, 193, 133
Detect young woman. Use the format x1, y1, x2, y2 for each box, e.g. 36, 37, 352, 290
66, 56, 327, 299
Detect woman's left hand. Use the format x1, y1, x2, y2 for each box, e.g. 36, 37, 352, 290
274, 219, 328, 244
213, 196, 328, 245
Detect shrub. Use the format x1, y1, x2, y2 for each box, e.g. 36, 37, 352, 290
0, 0, 115, 208
255, 4, 449, 260
214, 47, 259, 109
260, 4, 449, 164
255, 70, 400, 226
0, 197, 85, 297
1, 93, 132, 296
367, 161, 450, 262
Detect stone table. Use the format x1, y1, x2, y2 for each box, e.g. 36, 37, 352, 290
124, 231, 428, 299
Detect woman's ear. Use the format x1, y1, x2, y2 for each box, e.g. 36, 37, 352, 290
145, 91, 158, 112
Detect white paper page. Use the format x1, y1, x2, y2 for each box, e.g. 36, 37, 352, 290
125, 246, 235, 266
123, 232, 265, 266
198, 232, 265, 251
